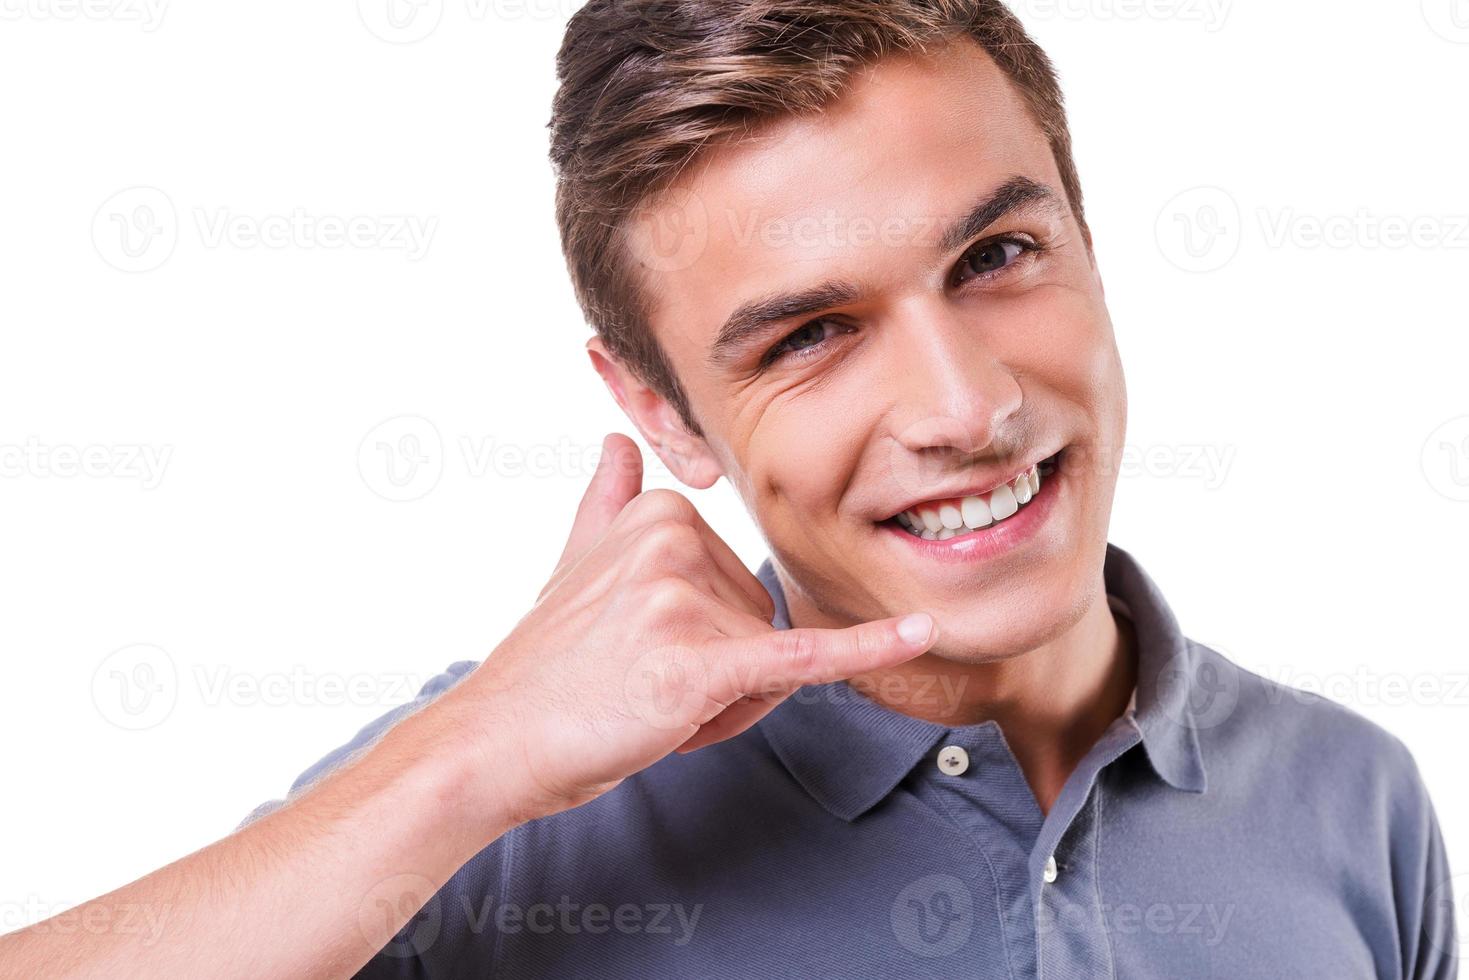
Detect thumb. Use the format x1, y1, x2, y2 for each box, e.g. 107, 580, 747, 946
550, 432, 643, 580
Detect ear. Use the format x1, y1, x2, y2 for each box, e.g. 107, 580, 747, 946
585, 335, 724, 490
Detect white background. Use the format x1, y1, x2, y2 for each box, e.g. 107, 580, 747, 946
2, 0, 1466, 935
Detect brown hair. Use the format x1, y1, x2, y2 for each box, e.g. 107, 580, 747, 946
549, 0, 1085, 438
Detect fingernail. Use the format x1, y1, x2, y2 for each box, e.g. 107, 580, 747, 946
896, 612, 934, 646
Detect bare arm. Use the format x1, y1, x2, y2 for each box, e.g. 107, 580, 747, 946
0, 687, 519, 980
0, 433, 936, 979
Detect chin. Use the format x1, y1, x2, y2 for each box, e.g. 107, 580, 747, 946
917, 564, 1096, 663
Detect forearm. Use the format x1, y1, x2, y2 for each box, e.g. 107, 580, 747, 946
0, 702, 517, 980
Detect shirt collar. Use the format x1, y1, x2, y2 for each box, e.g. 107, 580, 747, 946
756, 541, 1207, 822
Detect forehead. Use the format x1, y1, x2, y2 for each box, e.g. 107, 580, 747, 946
625, 36, 1057, 366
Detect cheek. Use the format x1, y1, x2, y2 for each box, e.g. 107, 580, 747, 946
739, 386, 877, 524
1001, 287, 1127, 497
1000, 284, 1119, 404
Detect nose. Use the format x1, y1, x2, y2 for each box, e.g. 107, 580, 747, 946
887, 300, 1024, 459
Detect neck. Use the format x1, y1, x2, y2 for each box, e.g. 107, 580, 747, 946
782, 579, 1137, 814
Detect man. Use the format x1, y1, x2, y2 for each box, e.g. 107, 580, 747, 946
1, 1, 1455, 977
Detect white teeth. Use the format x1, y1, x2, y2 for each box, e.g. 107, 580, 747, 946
895, 462, 1044, 539
961, 494, 992, 528
989, 484, 1018, 520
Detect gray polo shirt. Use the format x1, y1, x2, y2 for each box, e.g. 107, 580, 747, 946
243, 542, 1458, 978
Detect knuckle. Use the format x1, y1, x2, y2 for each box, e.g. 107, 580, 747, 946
647, 518, 699, 554
630, 520, 702, 571
639, 576, 697, 622
774, 630, 820, 676
630, 488, 696, 525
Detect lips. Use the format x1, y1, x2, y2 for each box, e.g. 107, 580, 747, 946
881, 449, 1064, 540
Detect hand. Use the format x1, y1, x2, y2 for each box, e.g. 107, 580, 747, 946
449, 432, 938, 825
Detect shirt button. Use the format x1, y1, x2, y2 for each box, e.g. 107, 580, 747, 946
937, 745, 970, 776
1043, 854, 1059, 884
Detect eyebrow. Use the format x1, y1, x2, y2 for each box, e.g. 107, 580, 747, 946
707, 175, 1061, 369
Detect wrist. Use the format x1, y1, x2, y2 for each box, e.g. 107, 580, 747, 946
380, 675, 544, 844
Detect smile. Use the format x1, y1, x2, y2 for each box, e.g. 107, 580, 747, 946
880, 450, 1064, 543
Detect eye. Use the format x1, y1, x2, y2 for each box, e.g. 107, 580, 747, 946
953, 236, 1037, 286
762, 318, 847, 368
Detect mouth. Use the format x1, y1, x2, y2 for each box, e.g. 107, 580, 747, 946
877, 448, 1065, 543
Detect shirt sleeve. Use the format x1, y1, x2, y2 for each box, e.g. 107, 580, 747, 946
234, 659, 481, 832
1411, 797, 1458, 980
1392, 742, 1459, 980
234, 659, 501, 978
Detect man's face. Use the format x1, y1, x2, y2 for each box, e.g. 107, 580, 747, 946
625, 37, 1126, 661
